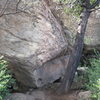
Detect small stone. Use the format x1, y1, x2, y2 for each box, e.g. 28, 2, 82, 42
78, 91, 91, 100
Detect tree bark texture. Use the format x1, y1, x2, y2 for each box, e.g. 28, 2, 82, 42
58, 6, 91, 93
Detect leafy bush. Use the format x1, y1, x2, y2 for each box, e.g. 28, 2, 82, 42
0, 56, 15, 100
57, 0, 99, 16
59, 0, 83, 16
86, 53, 100, 100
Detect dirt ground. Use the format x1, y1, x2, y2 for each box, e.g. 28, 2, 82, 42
26, 89, 91, 100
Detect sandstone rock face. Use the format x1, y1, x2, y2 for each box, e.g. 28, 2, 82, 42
0, 0, 68, 87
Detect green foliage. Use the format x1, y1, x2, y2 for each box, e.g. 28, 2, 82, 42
90, 0, 97, 5
59, 0, 83, 16
58, 0, 99, 16
86, 52, 100, 100
0, 56, 15, 100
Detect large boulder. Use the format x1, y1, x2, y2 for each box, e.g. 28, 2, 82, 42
0, 0, 68, 87
84, 10, 100, 52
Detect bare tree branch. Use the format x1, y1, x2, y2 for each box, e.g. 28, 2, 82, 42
0, 0, 25, 17
89, 0, 100, 9
0, 11, 22, 17
0, 0, 9, 17
16, 0, 21, 11
90, 7, 100, 12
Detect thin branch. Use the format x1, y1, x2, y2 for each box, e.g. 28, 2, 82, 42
90, 7, 100, 12
0, 11, 22, 17
89, 0, 100, 9
0, 0, 23, 17
0, 0, 9, 17
16, 0, 21, 11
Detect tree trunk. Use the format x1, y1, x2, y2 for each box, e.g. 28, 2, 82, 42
58, 7, 90, 93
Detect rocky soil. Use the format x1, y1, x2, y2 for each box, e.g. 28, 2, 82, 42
5, 90, 91, 100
